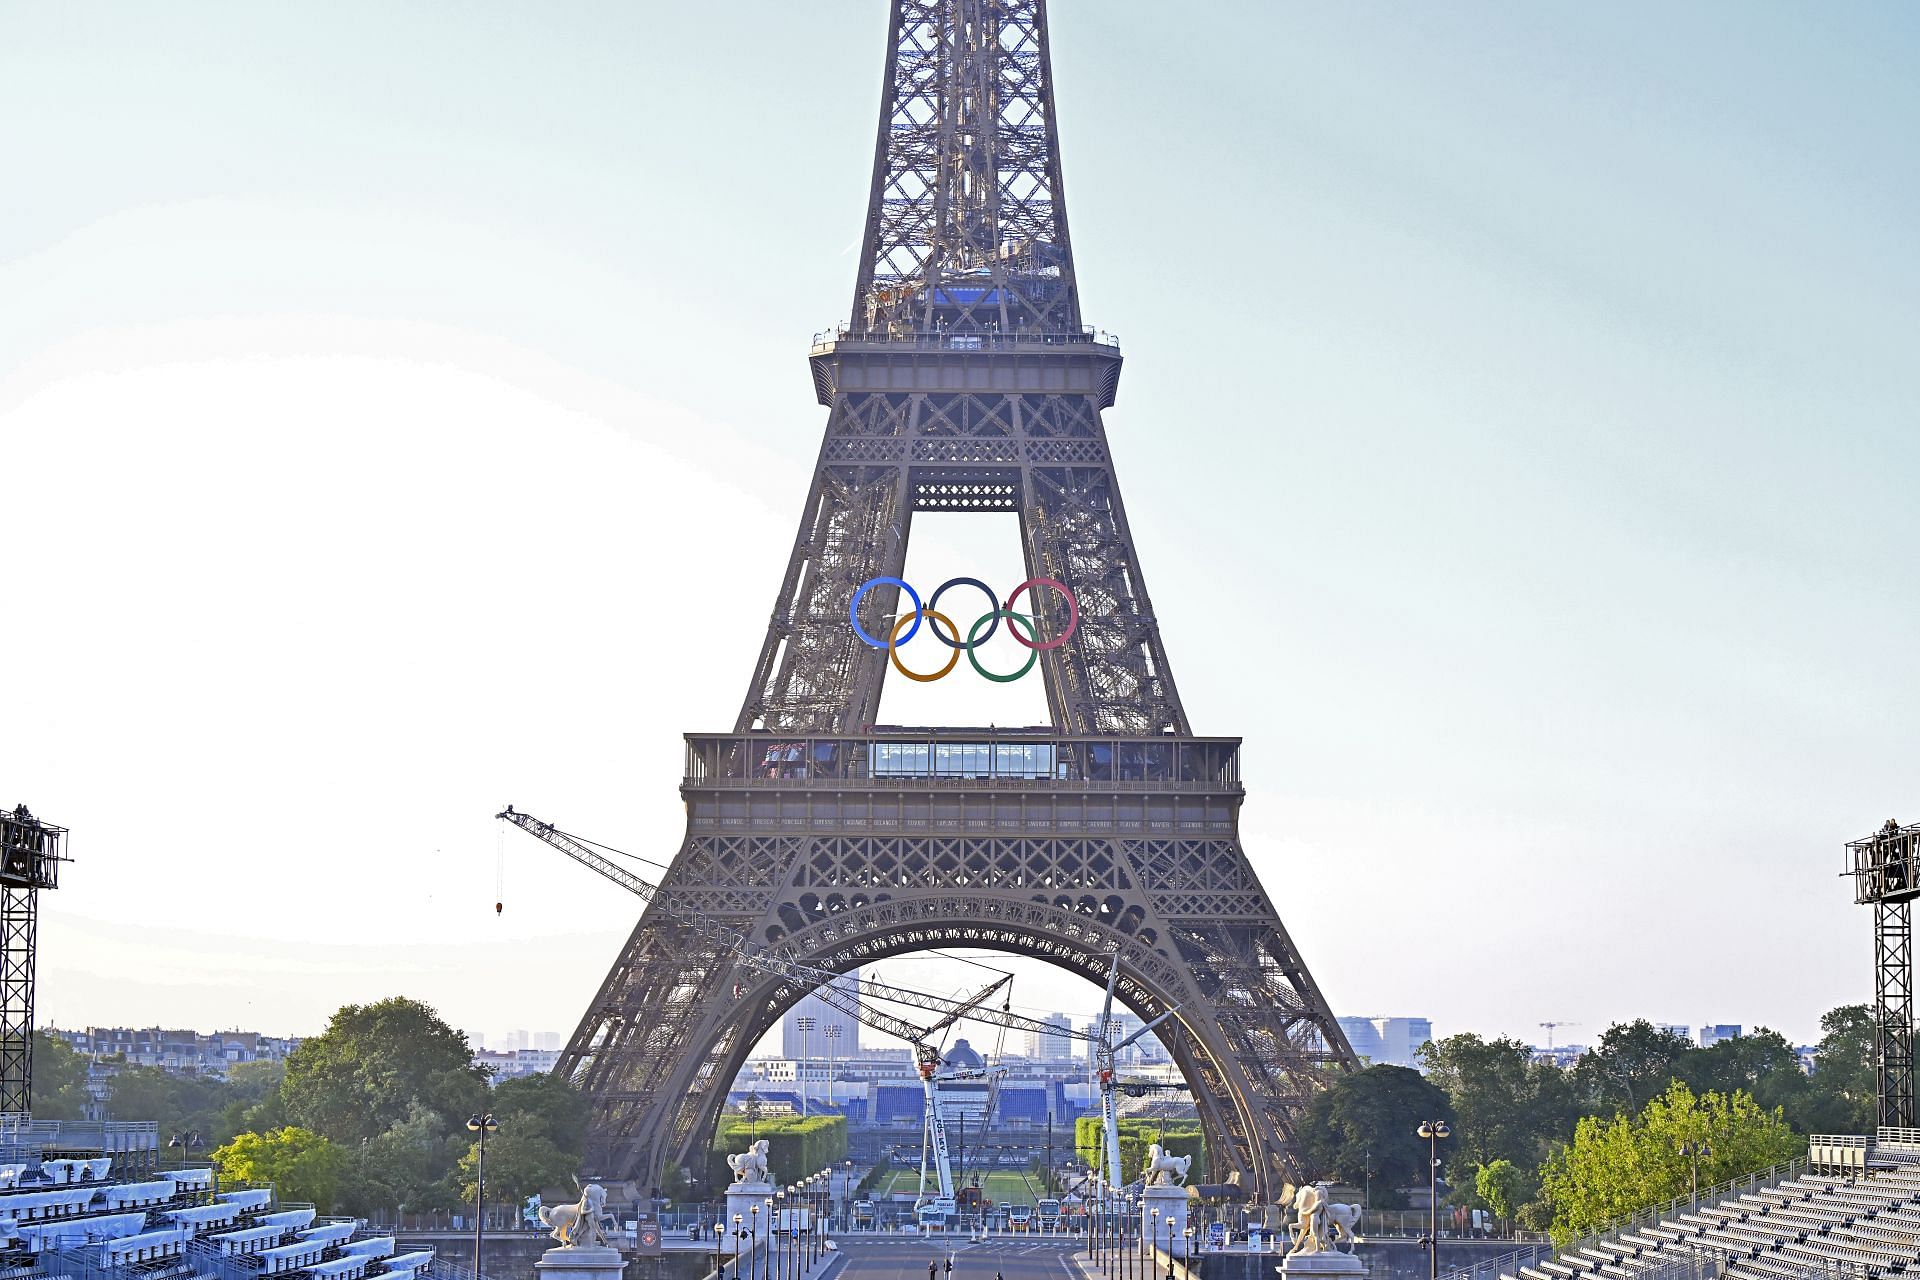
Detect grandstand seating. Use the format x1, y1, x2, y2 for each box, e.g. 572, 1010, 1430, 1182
1505, 1157, 1920, 1280
0, 1125, 442, 1280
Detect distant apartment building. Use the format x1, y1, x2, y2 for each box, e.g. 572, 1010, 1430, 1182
1025, 1013, 1075, 1063
476, 1048, 561, 1079
53, 1027, 300, 1077
1655, 1023, 1692, 1041
535, 1031, 562, 1052
1338, 1017, 1434, 1070
1698, 1024, 1742, 1048
782, 969, 863, 1062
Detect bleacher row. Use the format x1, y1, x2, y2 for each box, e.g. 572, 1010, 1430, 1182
0, 1158, 434, 1280
1511, 1161, 1920, 1280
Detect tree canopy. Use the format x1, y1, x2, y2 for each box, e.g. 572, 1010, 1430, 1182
30, 1033, 90, 1120
1538, 1081, 1799, 1244
212, 1127, 349, 1212
1298, 1065, 1452, 1206
282, 997, 489, 1145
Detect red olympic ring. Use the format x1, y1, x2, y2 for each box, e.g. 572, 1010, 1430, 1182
1002, 578, 1079, 651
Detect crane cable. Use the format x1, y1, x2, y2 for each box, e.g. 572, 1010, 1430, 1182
495, 822, 505, 916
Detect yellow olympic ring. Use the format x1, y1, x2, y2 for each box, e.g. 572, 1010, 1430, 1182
888, 609, 961, 683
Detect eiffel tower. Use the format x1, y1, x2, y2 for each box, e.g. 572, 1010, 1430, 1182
561, 0, 1358, 1199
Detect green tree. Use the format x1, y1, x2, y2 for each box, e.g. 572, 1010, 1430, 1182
1420, 1034, 1579, 1202
30, 1034, 90, 1120
1573, 1021, 1695, 1117
1676, 1029, 1811, 1128
106, 1066, 231, 1141
1539, 1081, 1799, 1245
213, 1127, 349, 1211
490, 1073, 588, 1158
458, 1128, 577, 1207
281, 997, 487, 1144
219, 1060, 288, 1141
1802, 1005, 1874, 1134
1299, 1066, 1452, 1207
1474, 1159, 1536, 1228
336, 1103, 467, 1217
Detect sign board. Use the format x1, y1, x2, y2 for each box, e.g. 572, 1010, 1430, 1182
636, 1223, 662, 1256
1208, 1222, 1227, 1250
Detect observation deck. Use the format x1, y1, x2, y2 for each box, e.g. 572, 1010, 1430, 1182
682, 730, 1243, 838
805, 325, 1124, 409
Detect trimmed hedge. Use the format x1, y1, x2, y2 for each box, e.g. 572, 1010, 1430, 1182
709, 1114, 848, 1189
1074, 1116, 1208, 1184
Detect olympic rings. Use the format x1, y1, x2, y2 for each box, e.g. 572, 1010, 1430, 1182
850, 575, 1079, 682
889, 610, 961, 683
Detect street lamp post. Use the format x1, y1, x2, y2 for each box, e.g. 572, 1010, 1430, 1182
796, 1017, 815, 1118
1680, 1142, 1713, 1206
751, 1203, 762, 1280
1416, 1119, 1451, 1280
466, 1113, 498, 1280
734, 1213, 746, 1280
844, 1159, 855, 1234
1147, 1207, 1158, 1280
1183, 1225, 1194, 1267
167, 1130, 202, 1170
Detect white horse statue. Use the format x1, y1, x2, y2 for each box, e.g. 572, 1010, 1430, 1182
538, 1183, 610, 1249
728, 1138, 772, 1184
1143, 1143, 1191, 1187
1284, 1182, 1364, 1255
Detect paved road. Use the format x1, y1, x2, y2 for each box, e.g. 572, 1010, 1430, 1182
833, 1236, 1089, 1280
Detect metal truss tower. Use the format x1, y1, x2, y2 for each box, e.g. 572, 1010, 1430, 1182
1848, 819, 1920, 1128
560, 0, 1357, 1197
0, 806, 65, 1115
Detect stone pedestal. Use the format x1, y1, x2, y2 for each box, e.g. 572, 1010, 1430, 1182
1142, 1185, 1191, 1258
1279, 1250, 1368, 1279
535, 1245, 628, 1280
727, 1182, 776, 1245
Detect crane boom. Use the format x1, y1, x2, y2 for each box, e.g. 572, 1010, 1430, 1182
497, 807, 1072, 1044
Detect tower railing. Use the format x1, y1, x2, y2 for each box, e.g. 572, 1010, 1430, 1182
810, 325, 1120, 355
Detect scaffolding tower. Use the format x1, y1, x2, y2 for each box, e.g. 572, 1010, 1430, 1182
0, 805, 65, 1115
1847, 819, 1920, 1129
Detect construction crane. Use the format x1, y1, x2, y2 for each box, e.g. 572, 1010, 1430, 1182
1539, 1021, 1579, 1050
497, 806, 1090, 1045
499, 804, 1099, 1227
1089, 951, 1178, 1192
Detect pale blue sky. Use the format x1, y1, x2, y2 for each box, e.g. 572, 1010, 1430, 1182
2, 3, 1916, 1049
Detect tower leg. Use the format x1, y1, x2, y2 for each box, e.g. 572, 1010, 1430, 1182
0, 886, 37, 1115
1877, 899, 1914, 1129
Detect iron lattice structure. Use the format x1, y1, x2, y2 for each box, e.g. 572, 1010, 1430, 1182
0, 806, 64, 1115
1848, 819, 1920, 1128
559, 0, 1357, 1198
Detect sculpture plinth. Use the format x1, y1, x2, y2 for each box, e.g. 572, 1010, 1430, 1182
1141, 1184, 1191, 1257
1279, 1253, 1366, 1278
536, 1246, 628, 1280
726, 1182, 775, 1244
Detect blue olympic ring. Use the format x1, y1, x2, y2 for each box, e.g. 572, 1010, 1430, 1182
849, 577, 922, 648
